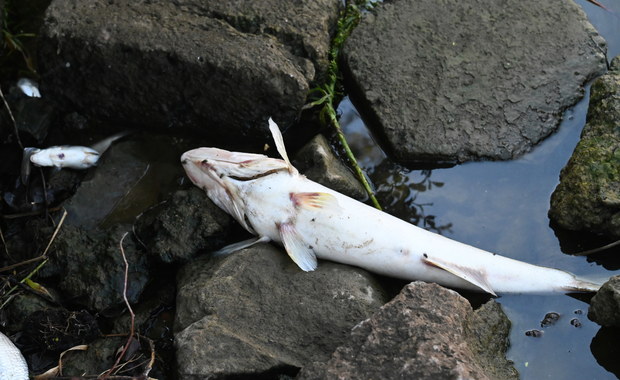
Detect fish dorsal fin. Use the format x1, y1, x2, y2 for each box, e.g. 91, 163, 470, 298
278, 222, 317, 271
422, 254, 497, 296
290, 192, 340, 210
268, 118, 295, 173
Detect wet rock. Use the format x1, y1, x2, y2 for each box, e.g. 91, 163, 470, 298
42, 225, 150, 312
293, 134, 367, 200
174, 243, 388, 379
134, 187, 232, 263
63, 134, 187, 230
63, 138, 150, 230
38, 0, 340, 140
588, 275, 620, 327
343, 0, 607, 164
549, 57, 620, 238
296, 282, 517, 380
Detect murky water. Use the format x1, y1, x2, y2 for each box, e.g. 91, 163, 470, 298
339, 1, 620, 378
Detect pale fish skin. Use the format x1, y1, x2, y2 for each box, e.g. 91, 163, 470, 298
29, 146, 100, 169
180, 118, 602, 295
17, 78, 41, 98
0, 331, 28, 380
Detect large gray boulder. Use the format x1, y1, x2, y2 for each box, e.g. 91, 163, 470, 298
296, 282, 517, 380
38, 0, 340, 139
174, 243, 388, 379
343, 0, 607, 164
549, 57, 620, 238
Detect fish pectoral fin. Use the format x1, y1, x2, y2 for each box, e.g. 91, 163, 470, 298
214, 236, 271, 256
21, 147, 39, 184
268, 117, 296, 174
422, 255, 497, 296
291, 192, 340, 211
278, 222, 317, 271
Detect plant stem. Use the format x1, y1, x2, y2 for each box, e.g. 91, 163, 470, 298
308, 1, 382, 210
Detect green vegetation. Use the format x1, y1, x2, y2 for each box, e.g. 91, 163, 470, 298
1, 0, 46, 76
304, 1, 382, 210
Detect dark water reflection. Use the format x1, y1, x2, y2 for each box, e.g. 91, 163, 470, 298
339, 4, 620, 369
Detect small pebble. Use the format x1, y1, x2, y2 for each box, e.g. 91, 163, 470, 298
541, 312, 561, 327
525, 329, 543, 337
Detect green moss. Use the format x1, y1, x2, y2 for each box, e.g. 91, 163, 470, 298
550, 69, 620, 236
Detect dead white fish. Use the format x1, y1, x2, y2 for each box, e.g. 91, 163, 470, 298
21, 131, 129, 184
181, 118, 603, 295
0, 331, 28, 380
16, 78, 41, 98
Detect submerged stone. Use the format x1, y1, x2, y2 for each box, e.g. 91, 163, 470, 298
343, 0, 607, 164
549, 56, 620, 238
38, 0, 339, 140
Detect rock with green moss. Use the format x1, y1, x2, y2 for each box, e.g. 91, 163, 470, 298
549, 57, 620, 238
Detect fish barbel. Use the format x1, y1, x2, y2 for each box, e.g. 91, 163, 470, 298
181, 118, 602, 295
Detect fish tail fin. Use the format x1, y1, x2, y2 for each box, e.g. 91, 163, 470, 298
562, 274, 606, 293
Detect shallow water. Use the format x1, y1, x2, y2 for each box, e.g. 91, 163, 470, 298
338, 2, 620, 377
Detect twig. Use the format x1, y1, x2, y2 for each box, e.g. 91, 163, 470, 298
573, 239, 620, 256
101, 232, 136, 380
0, 84, 24, 149
0, 225, 12, 260
0, 210, 67, 308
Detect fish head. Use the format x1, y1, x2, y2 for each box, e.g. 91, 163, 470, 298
181, 147, 292, 233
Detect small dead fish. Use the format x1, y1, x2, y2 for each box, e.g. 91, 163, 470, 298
16, 78, 41, 98
181, 118, 604, 296
21, 131, 130, 184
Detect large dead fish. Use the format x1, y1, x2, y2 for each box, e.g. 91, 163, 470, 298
181, 118, 602, 295
0, 331, 28, 380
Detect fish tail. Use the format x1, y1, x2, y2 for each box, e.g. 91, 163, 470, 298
562, 274, 605, 293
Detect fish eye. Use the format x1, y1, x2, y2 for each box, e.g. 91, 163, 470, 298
58, 153, 65, 159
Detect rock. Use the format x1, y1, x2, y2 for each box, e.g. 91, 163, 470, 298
293, 134, 367, 200
134, 187, 232, 263
549, 57, 620, 238
343, 0, 607, 164
38, 0, 340, 140
174, 243, 388, 379
41, 225, 150, 312
296, 282, 517, 380
589, 275, 620, 327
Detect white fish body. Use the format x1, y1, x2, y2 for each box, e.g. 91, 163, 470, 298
30, 146, 100, 169
181, 119, 602, 295
0, 332, 28, 380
